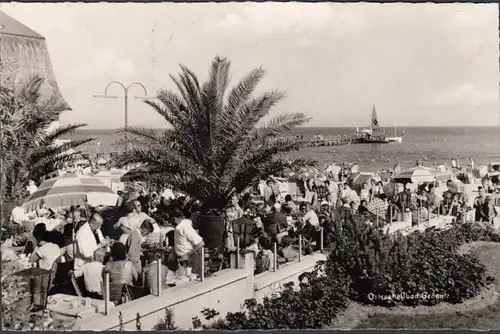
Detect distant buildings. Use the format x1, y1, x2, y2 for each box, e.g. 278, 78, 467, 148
0, 10, 70, 111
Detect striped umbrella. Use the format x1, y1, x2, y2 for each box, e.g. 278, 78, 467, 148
94, 169, 127, 184
22, 173, 118, 212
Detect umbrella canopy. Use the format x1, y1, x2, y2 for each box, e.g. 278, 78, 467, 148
22, 173, 118, 212
94, 169, 127, 183
393, 166, 449, 184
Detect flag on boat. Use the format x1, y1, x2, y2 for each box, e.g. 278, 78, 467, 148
22, 173, 118, 212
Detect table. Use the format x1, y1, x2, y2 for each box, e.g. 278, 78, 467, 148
47, 294, 113, 318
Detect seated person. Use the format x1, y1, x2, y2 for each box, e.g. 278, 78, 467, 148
255, 236, 275, 274
144, 251, 168, 296
277, 236, 299, 264
76, 249, 105, 299
103, 243, 138, 305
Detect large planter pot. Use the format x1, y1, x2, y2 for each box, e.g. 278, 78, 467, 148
196, 214, 225, 249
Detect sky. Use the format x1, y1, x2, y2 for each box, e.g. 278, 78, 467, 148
1, 2, 499, 128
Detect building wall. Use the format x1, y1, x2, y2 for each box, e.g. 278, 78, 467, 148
0, 34, 70, 110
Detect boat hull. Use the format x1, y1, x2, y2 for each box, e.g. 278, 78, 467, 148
387, 136, 403, 143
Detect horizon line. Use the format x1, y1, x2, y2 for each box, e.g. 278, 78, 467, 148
72, 124, 500, 131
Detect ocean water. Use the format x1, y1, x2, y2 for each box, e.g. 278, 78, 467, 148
63, 127, 500, 172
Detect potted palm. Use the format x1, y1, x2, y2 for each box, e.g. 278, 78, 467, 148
114, 56, 315, 248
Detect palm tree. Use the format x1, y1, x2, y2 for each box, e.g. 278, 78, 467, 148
115, 56, 315, 214
0, 76, 94, 205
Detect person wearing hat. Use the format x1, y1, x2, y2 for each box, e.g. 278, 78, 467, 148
263, 203, 287, 243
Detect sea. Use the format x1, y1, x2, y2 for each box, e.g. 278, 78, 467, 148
62, 127, 500, 172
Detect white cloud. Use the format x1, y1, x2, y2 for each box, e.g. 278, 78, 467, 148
424, 83, 498, 107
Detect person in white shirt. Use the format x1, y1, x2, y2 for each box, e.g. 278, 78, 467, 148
74, 214, 108, 277
27, 180, 38, 195
28, 229, 61, 310
80, 249, 105, 298
171, 208, 205, 281
300, 202, 320, 227
10, 201, 30, 226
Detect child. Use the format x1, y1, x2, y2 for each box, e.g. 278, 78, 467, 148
80, 249, 105, 299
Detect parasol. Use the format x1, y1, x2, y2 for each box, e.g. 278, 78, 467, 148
94, 169, 127, 184
22, 173, 118, 212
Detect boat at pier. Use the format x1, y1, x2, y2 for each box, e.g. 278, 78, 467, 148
356, 105, 390, 144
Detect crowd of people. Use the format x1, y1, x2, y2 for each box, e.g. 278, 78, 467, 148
3, 163, 500, 312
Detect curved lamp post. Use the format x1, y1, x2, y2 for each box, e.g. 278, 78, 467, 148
93, 81, 155, 152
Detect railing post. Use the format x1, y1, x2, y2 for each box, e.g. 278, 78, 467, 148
320, 227, 324, 252
236, 236, 240, 269
157, 257, 162, 297
273, 242, 277, 272
200, 247, 205, 282
389, 205, 393, 223
104, 272, 110, 315
298, 235, 302, 262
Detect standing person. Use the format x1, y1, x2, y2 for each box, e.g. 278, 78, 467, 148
473, 186, 486, 222
263, 180, 275, 203
171, 209, 205, 281
359, 182, 370, 202
126, 219, 155, 276
481, 196, 498, 224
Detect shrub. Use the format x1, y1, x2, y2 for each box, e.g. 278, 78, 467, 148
329, 219, 496, 307
207, 263, 349, 329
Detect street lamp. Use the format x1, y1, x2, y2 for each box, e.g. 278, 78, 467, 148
93, 81, 156, 129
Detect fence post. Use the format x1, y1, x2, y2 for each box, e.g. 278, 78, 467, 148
104, 272, 110, 315
320, 227, 324, 252
200, 247, 205, 282
298, 235, 302, 262
273, 242, 277, 272
157, 256, 162, 297
236, 236, 240, 269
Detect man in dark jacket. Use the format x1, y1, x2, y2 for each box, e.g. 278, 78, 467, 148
263, 204, 288, 243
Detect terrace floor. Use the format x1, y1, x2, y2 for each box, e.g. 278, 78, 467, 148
356, 242, 500, 329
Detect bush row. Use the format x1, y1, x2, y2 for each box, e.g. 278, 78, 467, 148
190, 220, 500, 329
